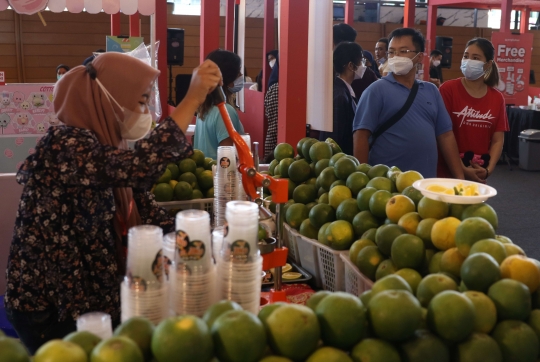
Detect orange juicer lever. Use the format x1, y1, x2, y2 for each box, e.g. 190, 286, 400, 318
212, 87, 289, 302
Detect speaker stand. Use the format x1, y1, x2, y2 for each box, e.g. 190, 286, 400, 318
168, 64, 176, 107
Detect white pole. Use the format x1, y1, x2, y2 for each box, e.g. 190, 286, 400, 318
150, 13, 156, 68
238, 0, 246, 112
306, 0, 333, 132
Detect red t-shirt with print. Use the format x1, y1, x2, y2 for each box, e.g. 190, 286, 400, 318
437, 78, 509, 177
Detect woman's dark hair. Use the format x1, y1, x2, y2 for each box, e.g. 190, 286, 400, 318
333, 42, 363, 75
466, 37, 500, 88
333, 23, 357, 46
198, 49, 242, 120
56, 64, 70, 73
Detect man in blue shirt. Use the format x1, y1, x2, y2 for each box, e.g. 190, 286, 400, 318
353, 28, 463, 179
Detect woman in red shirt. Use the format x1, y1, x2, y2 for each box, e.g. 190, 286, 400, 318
438, 38, 509, 182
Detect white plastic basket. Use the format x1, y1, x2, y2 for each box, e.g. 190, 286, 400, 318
283, 223, 321, 288
282, 222, 299, 264
340, 251, 374, 297
315, 241, 347, 292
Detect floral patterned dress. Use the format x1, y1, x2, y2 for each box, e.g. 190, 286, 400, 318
5, 117, 192, 323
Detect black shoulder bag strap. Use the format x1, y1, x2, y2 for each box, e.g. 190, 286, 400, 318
369, 81, 419, 150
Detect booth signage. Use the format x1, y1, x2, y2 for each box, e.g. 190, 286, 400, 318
0, 71, 4, 85
491, 32, 533, 106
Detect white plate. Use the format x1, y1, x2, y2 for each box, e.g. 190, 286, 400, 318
412, 178, 497, 204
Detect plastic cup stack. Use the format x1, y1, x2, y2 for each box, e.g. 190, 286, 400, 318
235, 134, 251, 202
212, 226, 225, 263
163, 232, 176, 316
214, 146, 238, 227
77, 312, 113, 340
121, 225, 169, 325
217, 201, 262, 314
172, 210, 216, 316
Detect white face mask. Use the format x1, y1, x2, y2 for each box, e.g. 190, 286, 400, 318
229, 76, 244, 93
269, 59, 276, 69
354, 64, 367, 80
432, 60, 441, 67
460, 59, 486, 80
387, 53, 419, 76
96, 78, 153, 141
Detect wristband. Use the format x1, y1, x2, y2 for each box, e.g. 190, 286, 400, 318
484, 167, 490, 179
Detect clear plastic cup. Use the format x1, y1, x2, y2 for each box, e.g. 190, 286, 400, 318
175, 210, 212, 274
126, 225, 164, 290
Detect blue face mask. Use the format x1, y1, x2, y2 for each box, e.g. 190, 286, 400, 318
57, 74, 63, 81
461, 59, 486, 80
229, 76, 244, 93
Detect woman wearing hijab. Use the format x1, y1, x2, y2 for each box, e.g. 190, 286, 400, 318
4, 52, 222, 353
251, 50, 278, 92
194, 49, 245, 160
264, 52, 279, 161
362, 50, 380, 78
319, 42, 363, 156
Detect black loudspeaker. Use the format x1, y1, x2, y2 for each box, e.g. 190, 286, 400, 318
167, 28, 184, 66
435, 36, 453, 69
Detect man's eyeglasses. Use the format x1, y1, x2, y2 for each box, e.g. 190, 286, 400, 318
386, 50, 419, 58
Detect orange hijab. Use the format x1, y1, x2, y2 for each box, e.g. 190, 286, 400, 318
53, 52, 160, 267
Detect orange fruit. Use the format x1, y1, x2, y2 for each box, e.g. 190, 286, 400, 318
386, 195, 415, 223
500, 255, 540, 293
397, 212, 422, 235
431, 217, 461, 251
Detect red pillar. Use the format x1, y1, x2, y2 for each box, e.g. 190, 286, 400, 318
403, 0, 415, 28
111, 13, 121, 36
225, 0, 234, 51
129, 13, 140, 37
277, 0, 309, 146
345, 0, 354, 25
262, 0, 275, 93
500, 0, 513, 33
424, 4, 437, 81
200, 0, 221, 62
156, 0, 169, 118
520, 7, 530, 33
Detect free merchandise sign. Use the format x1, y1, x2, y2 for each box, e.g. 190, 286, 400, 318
491, 32, 533, 106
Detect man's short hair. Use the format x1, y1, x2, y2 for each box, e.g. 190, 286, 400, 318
333, 23, 357, 45
430, 49, 443, 57
388, 28, 425, 52
377, 38, 389, 50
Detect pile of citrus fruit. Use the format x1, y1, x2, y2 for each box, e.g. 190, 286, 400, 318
151, 149, 215, 202
5, 276, 540, 362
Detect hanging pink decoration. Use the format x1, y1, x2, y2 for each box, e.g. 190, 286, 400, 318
7, 0, 48, 15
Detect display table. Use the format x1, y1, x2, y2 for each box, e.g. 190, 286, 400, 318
504, 107, 540, 162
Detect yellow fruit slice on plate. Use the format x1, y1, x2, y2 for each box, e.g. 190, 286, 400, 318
282, 272, 302, 280
282, 264, 292, 273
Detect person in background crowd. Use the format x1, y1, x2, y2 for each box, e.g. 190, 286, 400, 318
437, 37, 509, 182
194, 49, 245, 160
56, 64, 70, 81
83, 49, 106, 66
350, 51, 379, 100
333, 23, 357, 49
375, 38, 390, 76
429, 49, 444, 87
5, 52, 223, 353
264, 52, 280, 162
353, 28, 464, 179
332, 24, 378, 100
319, 42, 363, 155
363, 50, 381, 78
252, 50, 278, 91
